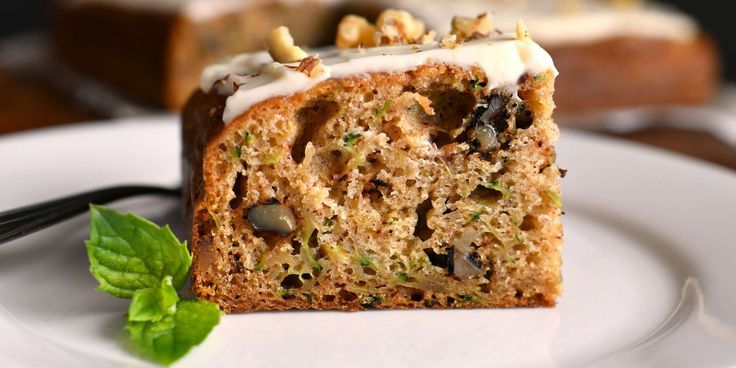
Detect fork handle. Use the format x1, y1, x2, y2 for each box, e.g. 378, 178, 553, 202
0, 186, 180, 245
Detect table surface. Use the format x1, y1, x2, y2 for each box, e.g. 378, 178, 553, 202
1, 68, 735, 172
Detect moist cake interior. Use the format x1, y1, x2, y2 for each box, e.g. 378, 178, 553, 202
190, 64, 562, 311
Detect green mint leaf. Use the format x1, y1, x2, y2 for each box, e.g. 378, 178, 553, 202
127, 300, 221, 365
86, 205, 191, 299
128, 276, 179, 322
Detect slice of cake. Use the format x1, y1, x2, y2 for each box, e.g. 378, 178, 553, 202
182, 11, 564, 312
53, 0, 370, 108
385, 0, 719, 114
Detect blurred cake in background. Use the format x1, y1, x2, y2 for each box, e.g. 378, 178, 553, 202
52, 0, 372, 109
52, 0, 720, 115
390, 0, 720, 115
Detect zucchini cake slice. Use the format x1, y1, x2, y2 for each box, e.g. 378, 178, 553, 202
182, 12, 564, 312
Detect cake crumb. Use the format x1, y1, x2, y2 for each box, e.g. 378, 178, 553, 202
412, 93, 435, 115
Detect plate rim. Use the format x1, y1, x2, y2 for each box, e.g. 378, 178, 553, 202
0, 115, 735, 367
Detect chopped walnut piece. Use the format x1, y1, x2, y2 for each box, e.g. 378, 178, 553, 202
376, 23, 402, 46
266, 26, 308, 63
515, 20, 532, 42
336, 9, 433, 48
440, 33, 461, 49
296, 55, 325, 78
418, 30, 437, 45
336, 15, 377, 49
451, 13, 493, 41
375, 9, 426, 45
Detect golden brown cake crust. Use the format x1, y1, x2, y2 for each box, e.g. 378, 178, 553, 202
550, 35, 720, 114
183, 65, 563, 312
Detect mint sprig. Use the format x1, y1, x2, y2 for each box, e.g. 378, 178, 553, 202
128, 276, 179, 322
86, 205, 191, 298
86, 205, 220, 365
126, 300, 220, 365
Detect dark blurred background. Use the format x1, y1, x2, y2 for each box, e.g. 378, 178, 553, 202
2, 0, 736, 79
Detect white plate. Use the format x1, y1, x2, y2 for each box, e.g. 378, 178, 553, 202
0, 116, 735, 368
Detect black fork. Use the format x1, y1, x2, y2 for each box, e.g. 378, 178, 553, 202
0, 186, 180, 245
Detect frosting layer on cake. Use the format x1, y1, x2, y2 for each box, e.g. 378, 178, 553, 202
200, 36, 558, 123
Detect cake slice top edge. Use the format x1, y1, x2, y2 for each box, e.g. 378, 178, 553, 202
199, 23, 558, 124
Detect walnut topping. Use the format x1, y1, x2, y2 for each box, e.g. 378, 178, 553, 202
440, 34, 461, 49
451, 13, 493, 41
515, 20, 532, 42
418, 30, 437, 45
296, 55, 325, 78
336, 15, 376, 48
266, 26, 308, 63
336, 9, 430, 48
375, 9, 426, 46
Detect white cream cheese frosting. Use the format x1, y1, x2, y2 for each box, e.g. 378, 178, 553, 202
391, 0, 698, 45
200, 36, 558, 124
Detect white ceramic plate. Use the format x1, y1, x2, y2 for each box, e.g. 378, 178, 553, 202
0, 116, 735, 368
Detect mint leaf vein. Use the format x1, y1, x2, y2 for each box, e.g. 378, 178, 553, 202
86, 205, 221, 365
